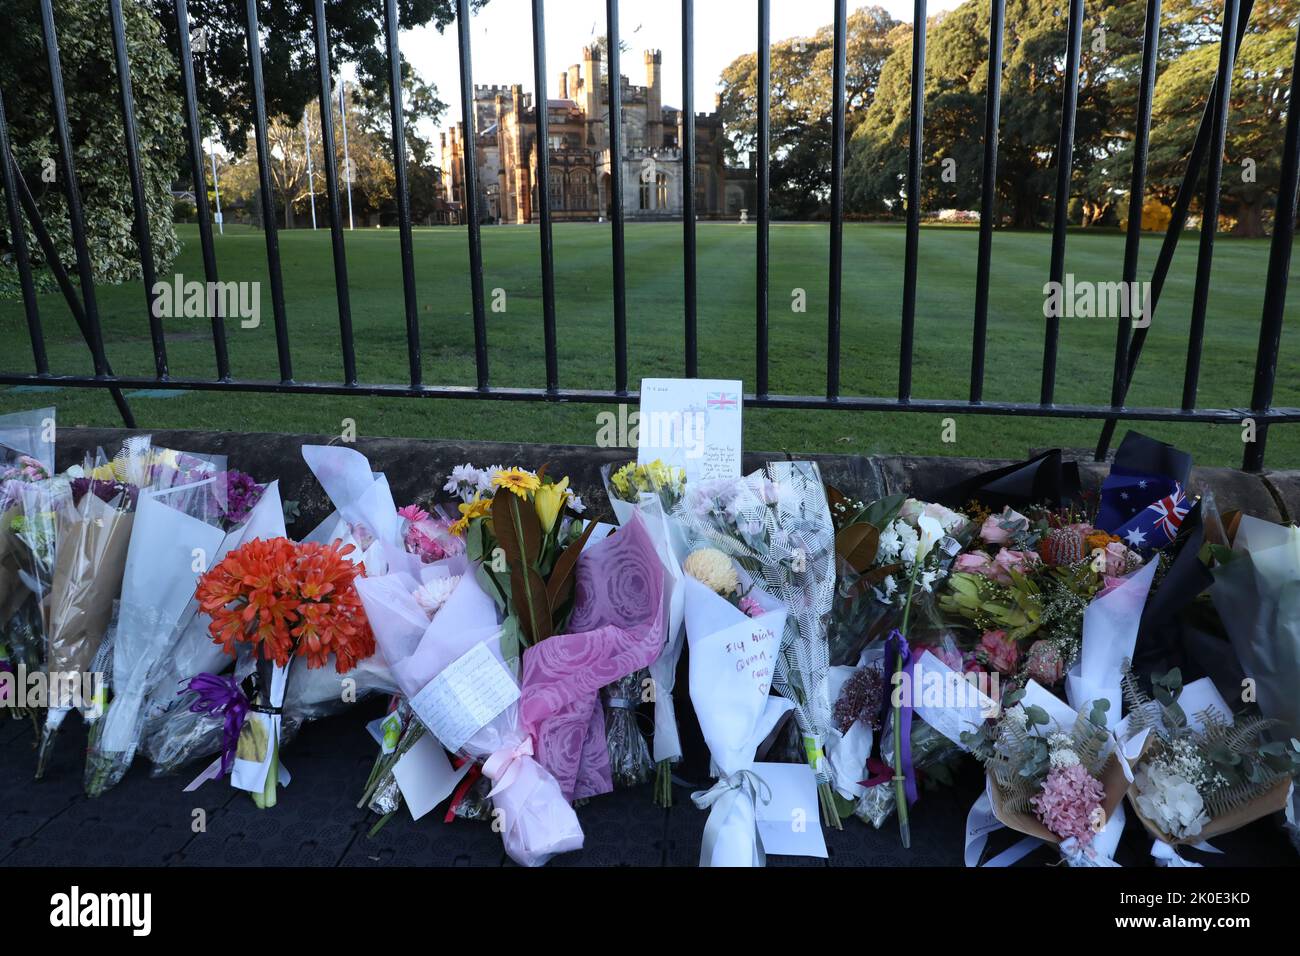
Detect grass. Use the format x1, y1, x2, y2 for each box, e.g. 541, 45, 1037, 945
1, 221, 1296, 469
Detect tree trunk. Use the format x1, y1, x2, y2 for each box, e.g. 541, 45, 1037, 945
1232, 198, 1265, 238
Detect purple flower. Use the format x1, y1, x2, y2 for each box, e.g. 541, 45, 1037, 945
221, 470, 265, 526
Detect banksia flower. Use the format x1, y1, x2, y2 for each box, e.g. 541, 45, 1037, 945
1039, 527, 1085, 566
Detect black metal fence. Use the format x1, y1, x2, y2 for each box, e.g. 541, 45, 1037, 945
2, 0, 1299, 469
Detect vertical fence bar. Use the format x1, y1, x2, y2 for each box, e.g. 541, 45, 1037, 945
109, 0, 167, 380
175, 0, 229, 380
39, 0, 108, 378
532, 0, 559, 393
11, 165, 136, 425
1110, 0, 1161, 410
607, 0, 628, 393
898, 0, 926, 401
1095, 0, 1254, 458
383, 0, 421, 388
682, 0, 698, 377
826, 0, 847, 401
969, 0, 1004, 403
0, 89, 48, 374
244, 0, 292, 382
457, 0, 489, 390
1243, 21, 1300, 471
1040, 0, 1083, 405
1181, 0, 1240, 412
756, 0, 770, 397
312, 0, 356, 386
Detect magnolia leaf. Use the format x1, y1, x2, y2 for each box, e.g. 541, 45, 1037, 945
836, 522, 881, 574
492, 488, 542, 567
511, 563, 552, 644
499, 615, 523, 668
546, 519, 599, 609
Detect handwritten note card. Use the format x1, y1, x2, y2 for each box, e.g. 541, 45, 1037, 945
638, 378, 742, 484
409, 641, 520, 753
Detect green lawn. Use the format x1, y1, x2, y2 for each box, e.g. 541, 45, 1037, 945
2, 221, 1296, 469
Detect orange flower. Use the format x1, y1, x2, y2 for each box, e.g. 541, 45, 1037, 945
195, 536, 375, 673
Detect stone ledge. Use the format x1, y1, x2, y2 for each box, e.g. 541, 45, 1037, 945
55, 428, 1295, 534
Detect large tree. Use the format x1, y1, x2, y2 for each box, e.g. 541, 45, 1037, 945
718, 6, 902, 219
1143, 3, 1298, 237
846, 0, 1137, 228
1, 0, 183, 290
150, 0, 480, 152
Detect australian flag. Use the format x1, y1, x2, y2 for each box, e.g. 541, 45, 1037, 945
1096, 432, 1193, 551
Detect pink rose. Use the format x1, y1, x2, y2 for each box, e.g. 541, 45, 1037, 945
991, 548, 1040, 585
955, 552, 995, 576
980, 507, 1029, 545
1103, 540, 1138, 577
978, 629, 1020, 674
1025, 640, 1065, 685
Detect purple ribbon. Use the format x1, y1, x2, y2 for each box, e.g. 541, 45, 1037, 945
882, 629, 918, 806
181, 672, 249, 777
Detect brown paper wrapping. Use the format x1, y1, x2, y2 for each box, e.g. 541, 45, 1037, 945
46, 495, 134, 676
1128, 776, 1292, 846
988, 752, 1132, 844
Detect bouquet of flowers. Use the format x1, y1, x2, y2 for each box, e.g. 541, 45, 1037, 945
84, 445, 229, 796
357, 555, 584, 866
0, 407, 56, 719
602, 459, 688, 802
940, 504, 1144, 691
183, 535, 375, 807
681, 551, 792, 865
1122, 668, 1300, 856
673, 461, 841, 826
964, 683, 1131, 863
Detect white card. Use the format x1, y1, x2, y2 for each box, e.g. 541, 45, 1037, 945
1178, 677, 1233, 731
391, 733, 471, 821
637, 377, 742, 483
409, 642, 520, 753
911, 651, 999, 747
753, 762, 828, 859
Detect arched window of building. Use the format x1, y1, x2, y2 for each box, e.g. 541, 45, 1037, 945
639, 175, 651, 210
656, 172, 668, 211
569, 170, 591, 210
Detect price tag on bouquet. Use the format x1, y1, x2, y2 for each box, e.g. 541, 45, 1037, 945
409, 641, 520, 753
637, 378, 742, 484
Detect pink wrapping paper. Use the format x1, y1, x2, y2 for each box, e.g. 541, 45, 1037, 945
521, 514, 665, 801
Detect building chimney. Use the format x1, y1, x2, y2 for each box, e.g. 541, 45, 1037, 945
557, 71, 568, 99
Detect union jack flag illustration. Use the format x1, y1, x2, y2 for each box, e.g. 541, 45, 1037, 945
707, 391, 738, 411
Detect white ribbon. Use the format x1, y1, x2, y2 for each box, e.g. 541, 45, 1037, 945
692, 769, 772, 868
1150, 838, 1223, 867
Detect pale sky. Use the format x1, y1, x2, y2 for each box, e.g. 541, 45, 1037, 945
401, 1, 959, 140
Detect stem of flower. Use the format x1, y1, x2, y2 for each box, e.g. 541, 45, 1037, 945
893, 560, 921, 849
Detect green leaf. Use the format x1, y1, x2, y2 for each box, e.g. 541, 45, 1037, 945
1024, 704, 1050, 726
498, 615, 523, 668
546, 519, 598, 609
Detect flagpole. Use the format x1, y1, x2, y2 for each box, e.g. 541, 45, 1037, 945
303, 112, 317, 230
339, 80, 354, 230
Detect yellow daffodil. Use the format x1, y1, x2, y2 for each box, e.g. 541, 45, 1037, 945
491, 467, 540, 499
533, 476, 570, 532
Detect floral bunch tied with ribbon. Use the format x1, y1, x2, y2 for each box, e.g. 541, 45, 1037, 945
184, 537, 375, 807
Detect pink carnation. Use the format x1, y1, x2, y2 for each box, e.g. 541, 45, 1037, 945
1031, 763, 1106, 846
398, 504, 429, 523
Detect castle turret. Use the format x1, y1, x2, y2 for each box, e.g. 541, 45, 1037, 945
645, 49, 663, 148
583, 44, 603, 147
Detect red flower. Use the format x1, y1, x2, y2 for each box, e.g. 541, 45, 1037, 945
195, 536, 375, 673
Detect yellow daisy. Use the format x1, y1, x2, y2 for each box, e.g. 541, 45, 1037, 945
491, 467, 540, 499
449, 494, 492, 536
